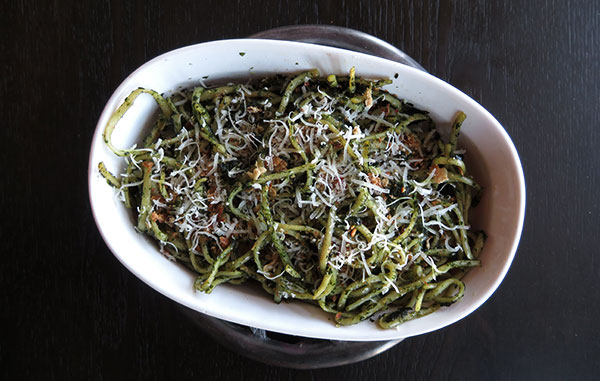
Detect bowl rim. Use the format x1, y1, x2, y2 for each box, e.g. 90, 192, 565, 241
88, 38, 526, 341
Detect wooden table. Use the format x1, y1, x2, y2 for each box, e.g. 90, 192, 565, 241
2, 1, 598, 379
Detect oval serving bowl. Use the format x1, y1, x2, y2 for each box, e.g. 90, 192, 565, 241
88, 39, 525, 341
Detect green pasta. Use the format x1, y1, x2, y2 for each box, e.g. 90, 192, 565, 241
99, 68, 485, 328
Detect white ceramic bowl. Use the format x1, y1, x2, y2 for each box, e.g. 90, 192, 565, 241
88, 39, 525, 341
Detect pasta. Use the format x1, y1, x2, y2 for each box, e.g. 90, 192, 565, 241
99, 68, 485, 328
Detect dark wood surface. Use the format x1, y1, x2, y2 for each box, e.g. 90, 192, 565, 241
2, 1, 599, 379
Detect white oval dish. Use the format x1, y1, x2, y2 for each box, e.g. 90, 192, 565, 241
88, 39, 525, 341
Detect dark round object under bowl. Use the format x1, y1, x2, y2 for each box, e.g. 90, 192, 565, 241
183, 25, 426, 369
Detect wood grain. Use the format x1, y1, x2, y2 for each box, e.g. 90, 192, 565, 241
1, 0, 598, 379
